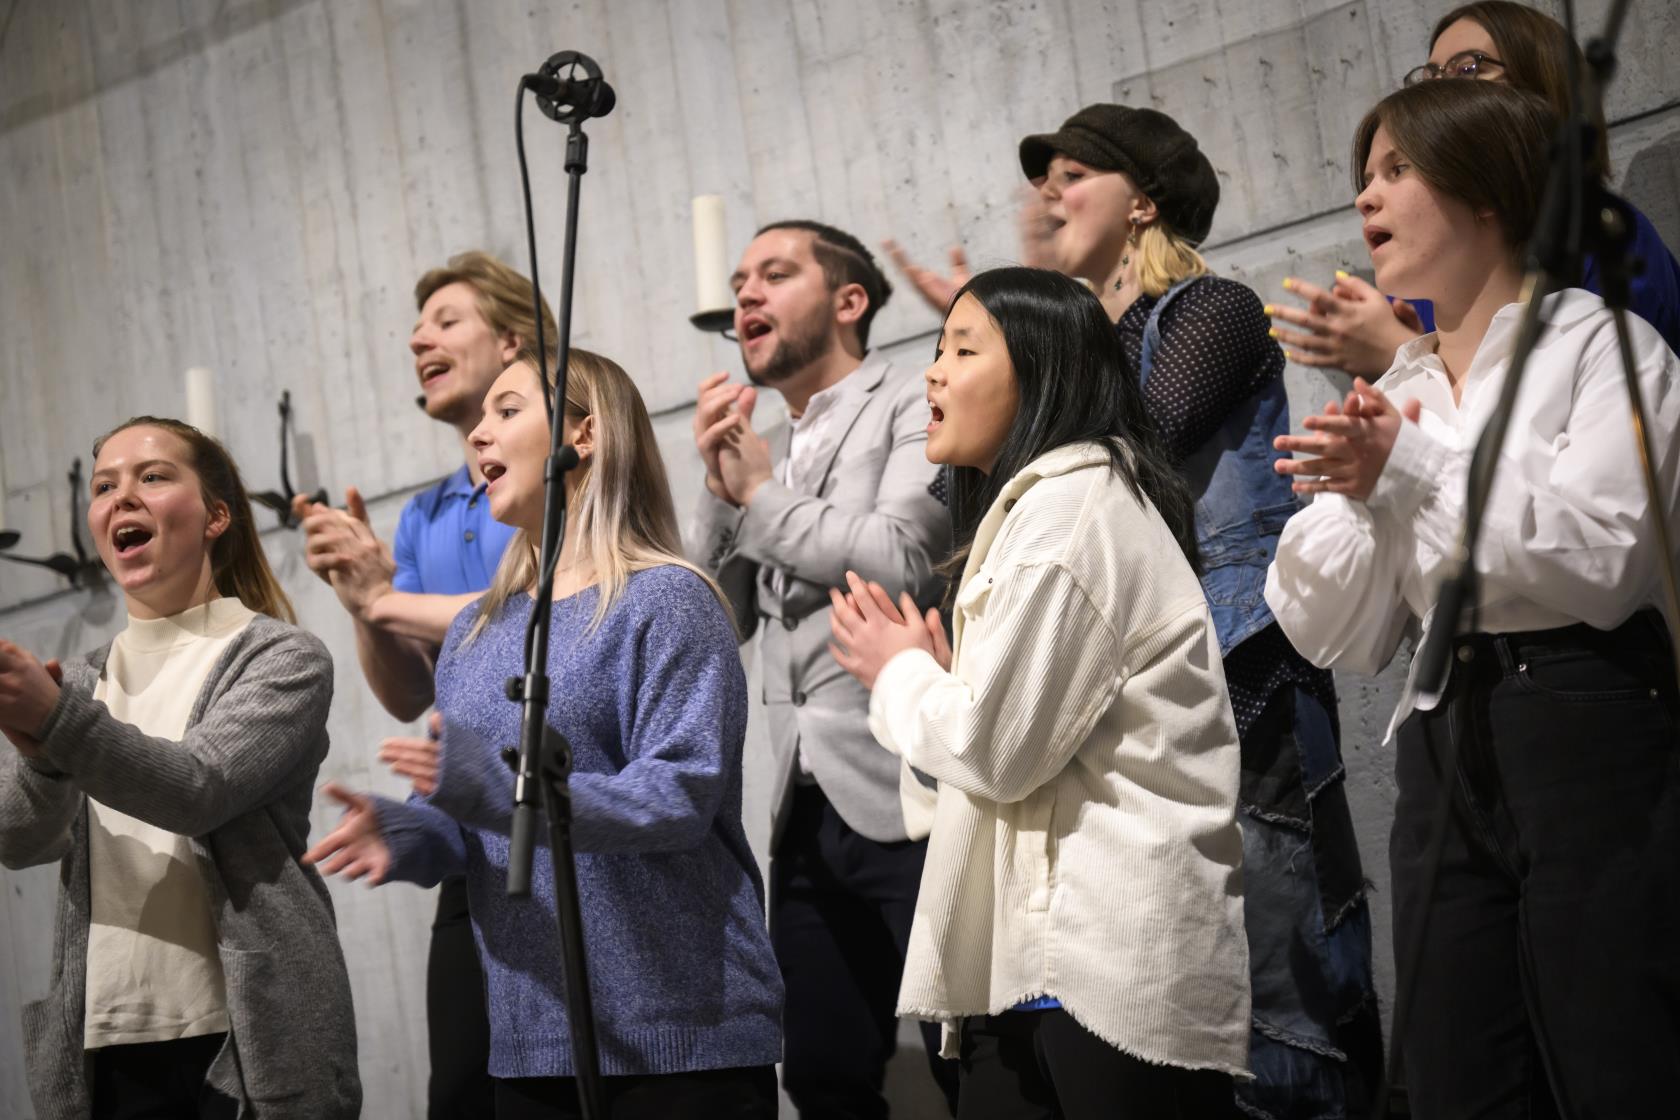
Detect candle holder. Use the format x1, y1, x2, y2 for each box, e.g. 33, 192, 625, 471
250, 391, 329, 528
688, 308, 736, 336
0, 460, 106, 589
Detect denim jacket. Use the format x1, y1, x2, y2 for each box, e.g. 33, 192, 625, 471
1141, 276, 1298, 656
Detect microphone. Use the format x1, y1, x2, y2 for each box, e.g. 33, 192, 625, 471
522, 70, 616, 119
523, 51, 616, 124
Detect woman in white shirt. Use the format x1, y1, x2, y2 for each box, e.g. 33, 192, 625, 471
1265, 79, 1680, 1115
828, 266, 1249, 1118
0, 417, 359, 1119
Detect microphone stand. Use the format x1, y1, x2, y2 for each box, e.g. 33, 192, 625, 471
504, 50, 615, 1120
1381, 2, 1678, 1116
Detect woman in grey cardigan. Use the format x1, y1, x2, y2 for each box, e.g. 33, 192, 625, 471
0, 417, 360, 1120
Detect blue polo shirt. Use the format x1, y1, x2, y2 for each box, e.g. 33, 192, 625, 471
392, 465, 518, 595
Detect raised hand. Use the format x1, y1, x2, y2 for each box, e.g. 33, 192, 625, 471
1273, 379, 1423, 501
379, 712, 443, 797
1, 656, 61, 758
303, 783, 392, 885
1268, 273, 1426, 378
0, 640, 61, 743
298, 485, 396, 619
1016, 186, 1056, 269
709, 386, 770, 507
882, 239, 971, 313
694, 371, 748, 502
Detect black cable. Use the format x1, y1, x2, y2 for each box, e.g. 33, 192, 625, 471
516, 83, 553, 425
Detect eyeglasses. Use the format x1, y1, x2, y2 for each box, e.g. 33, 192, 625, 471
1401, 50, 1504, 86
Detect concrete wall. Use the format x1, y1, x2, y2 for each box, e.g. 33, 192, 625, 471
1, 1, 1675, 1115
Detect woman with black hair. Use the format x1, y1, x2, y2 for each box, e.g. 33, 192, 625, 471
829, 266, 1248, 1117
889, 105, 1383, 1116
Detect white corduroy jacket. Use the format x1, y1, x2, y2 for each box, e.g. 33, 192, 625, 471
869, 441, 1251, 1075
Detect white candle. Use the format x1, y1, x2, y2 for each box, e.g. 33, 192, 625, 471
184, 367, 217, 438
692, 195, 732, 316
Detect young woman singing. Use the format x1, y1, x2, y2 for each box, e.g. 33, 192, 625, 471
305, 348, 783, 1120
0, 418, 360, 1119
1266, 79, 1680, 1114
830, 267, 1249, 1118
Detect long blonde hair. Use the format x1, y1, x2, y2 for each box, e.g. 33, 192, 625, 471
92, 417, 297, 623
467, 347, 728, 640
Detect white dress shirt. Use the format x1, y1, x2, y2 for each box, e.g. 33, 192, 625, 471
774, 365, 872, 779
1265, 288, 1680, 739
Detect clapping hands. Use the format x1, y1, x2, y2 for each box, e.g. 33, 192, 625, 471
694, 372, 774, 507
1268, 272, 1425, 378
1274, 378, 1423, 501
293, 486, 397, 620
0, 640, 62, 759
828, 571, 950, 690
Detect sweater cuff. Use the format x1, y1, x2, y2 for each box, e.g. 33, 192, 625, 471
37, 685, 94, 774
371, 794, 451, 887
21, 753, 70, 779
427, 718, 508, 834
1368, 416, 1445, 518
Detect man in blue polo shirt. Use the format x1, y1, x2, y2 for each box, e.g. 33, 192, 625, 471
296, 250, 556, 1118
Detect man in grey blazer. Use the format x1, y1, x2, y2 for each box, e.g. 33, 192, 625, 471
692, 219, 956, 1116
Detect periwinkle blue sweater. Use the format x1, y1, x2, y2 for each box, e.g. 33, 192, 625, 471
375, 565, 783, 1078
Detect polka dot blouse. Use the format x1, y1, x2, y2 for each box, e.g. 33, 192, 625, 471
1116, 274, 1335, 738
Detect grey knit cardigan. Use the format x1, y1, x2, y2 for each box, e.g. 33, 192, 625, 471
0, 615, 362, 1119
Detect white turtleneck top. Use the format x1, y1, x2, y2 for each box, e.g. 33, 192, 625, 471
84, 596, 255, 1049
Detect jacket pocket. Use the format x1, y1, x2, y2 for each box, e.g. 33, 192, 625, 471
218, 947, 308, 1106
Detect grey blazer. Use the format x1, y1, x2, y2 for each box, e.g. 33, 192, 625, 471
693, 353, 950, 844
0, 615, 362, 1120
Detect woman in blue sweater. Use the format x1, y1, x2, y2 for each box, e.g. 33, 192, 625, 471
305, 347, 783, 1119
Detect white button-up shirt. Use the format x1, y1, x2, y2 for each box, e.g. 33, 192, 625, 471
1265, 288, 1680, 739
773, 363, 872, 776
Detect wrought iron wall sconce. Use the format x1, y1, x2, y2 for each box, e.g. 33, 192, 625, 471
0, 460, 106, 589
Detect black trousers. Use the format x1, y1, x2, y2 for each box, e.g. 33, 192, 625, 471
955, 1011, 1236, 1120
1391, 612, 1680, 1118
493, 1064, 778, 1119
90, 1033, 238, 1120
772, 783, 960, 1118
429, 874, 497, 1118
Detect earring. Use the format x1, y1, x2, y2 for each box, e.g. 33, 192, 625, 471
1117, 221, 1139, 284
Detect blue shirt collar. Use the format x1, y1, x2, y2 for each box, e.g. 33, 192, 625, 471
440, 463, 486, 501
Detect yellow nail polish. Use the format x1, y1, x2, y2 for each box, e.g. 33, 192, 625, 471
1268, 327, 1279, 339
1282, 278, 1294, 290
1262, 304, 1275, 315
1335, 269, 1349, 280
